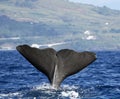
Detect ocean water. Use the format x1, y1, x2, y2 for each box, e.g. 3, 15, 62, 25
0, 50, 120, 99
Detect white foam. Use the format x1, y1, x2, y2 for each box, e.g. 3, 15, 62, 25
61, 84, 78, 90
33, 83, 78, 90
33, 97, 37, 99
0, 84, 82, 99
0, 92, 21, 98
33, 83, 56, 90
61, 91, 79, 99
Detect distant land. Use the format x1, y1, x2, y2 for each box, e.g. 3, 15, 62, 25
0, 0, 120, 51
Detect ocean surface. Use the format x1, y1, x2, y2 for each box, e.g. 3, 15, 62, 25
0, 50, 120, 99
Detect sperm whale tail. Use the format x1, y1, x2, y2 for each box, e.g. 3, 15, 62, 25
16, 45, 96, 89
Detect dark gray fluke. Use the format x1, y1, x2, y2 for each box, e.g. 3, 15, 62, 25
16, 45, 96, 89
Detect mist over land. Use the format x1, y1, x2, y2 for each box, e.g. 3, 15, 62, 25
0, 0, 120, 51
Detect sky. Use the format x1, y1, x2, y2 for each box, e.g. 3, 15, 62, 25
69, 0, 120, 10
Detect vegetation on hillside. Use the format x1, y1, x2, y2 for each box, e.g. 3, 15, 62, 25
0, 0, 120, 50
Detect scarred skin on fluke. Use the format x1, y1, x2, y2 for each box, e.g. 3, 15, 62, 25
16, 45, 96, 89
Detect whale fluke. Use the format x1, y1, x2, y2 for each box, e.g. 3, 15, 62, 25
16, 45, 96, 89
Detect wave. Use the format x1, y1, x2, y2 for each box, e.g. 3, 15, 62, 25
1, 83, 120, 99
0, 92, 21, 98
0, 83, 80, 99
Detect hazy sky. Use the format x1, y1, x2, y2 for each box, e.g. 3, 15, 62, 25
69, 0, 120, 10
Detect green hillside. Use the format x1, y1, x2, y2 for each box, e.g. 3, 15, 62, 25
0, 0, 120, 50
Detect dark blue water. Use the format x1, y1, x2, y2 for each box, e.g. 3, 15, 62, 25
0, 50, 120, 99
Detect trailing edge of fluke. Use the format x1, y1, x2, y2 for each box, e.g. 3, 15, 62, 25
16, 44, 96, 89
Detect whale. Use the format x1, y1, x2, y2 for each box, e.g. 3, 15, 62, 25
16, 44, 96, 89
